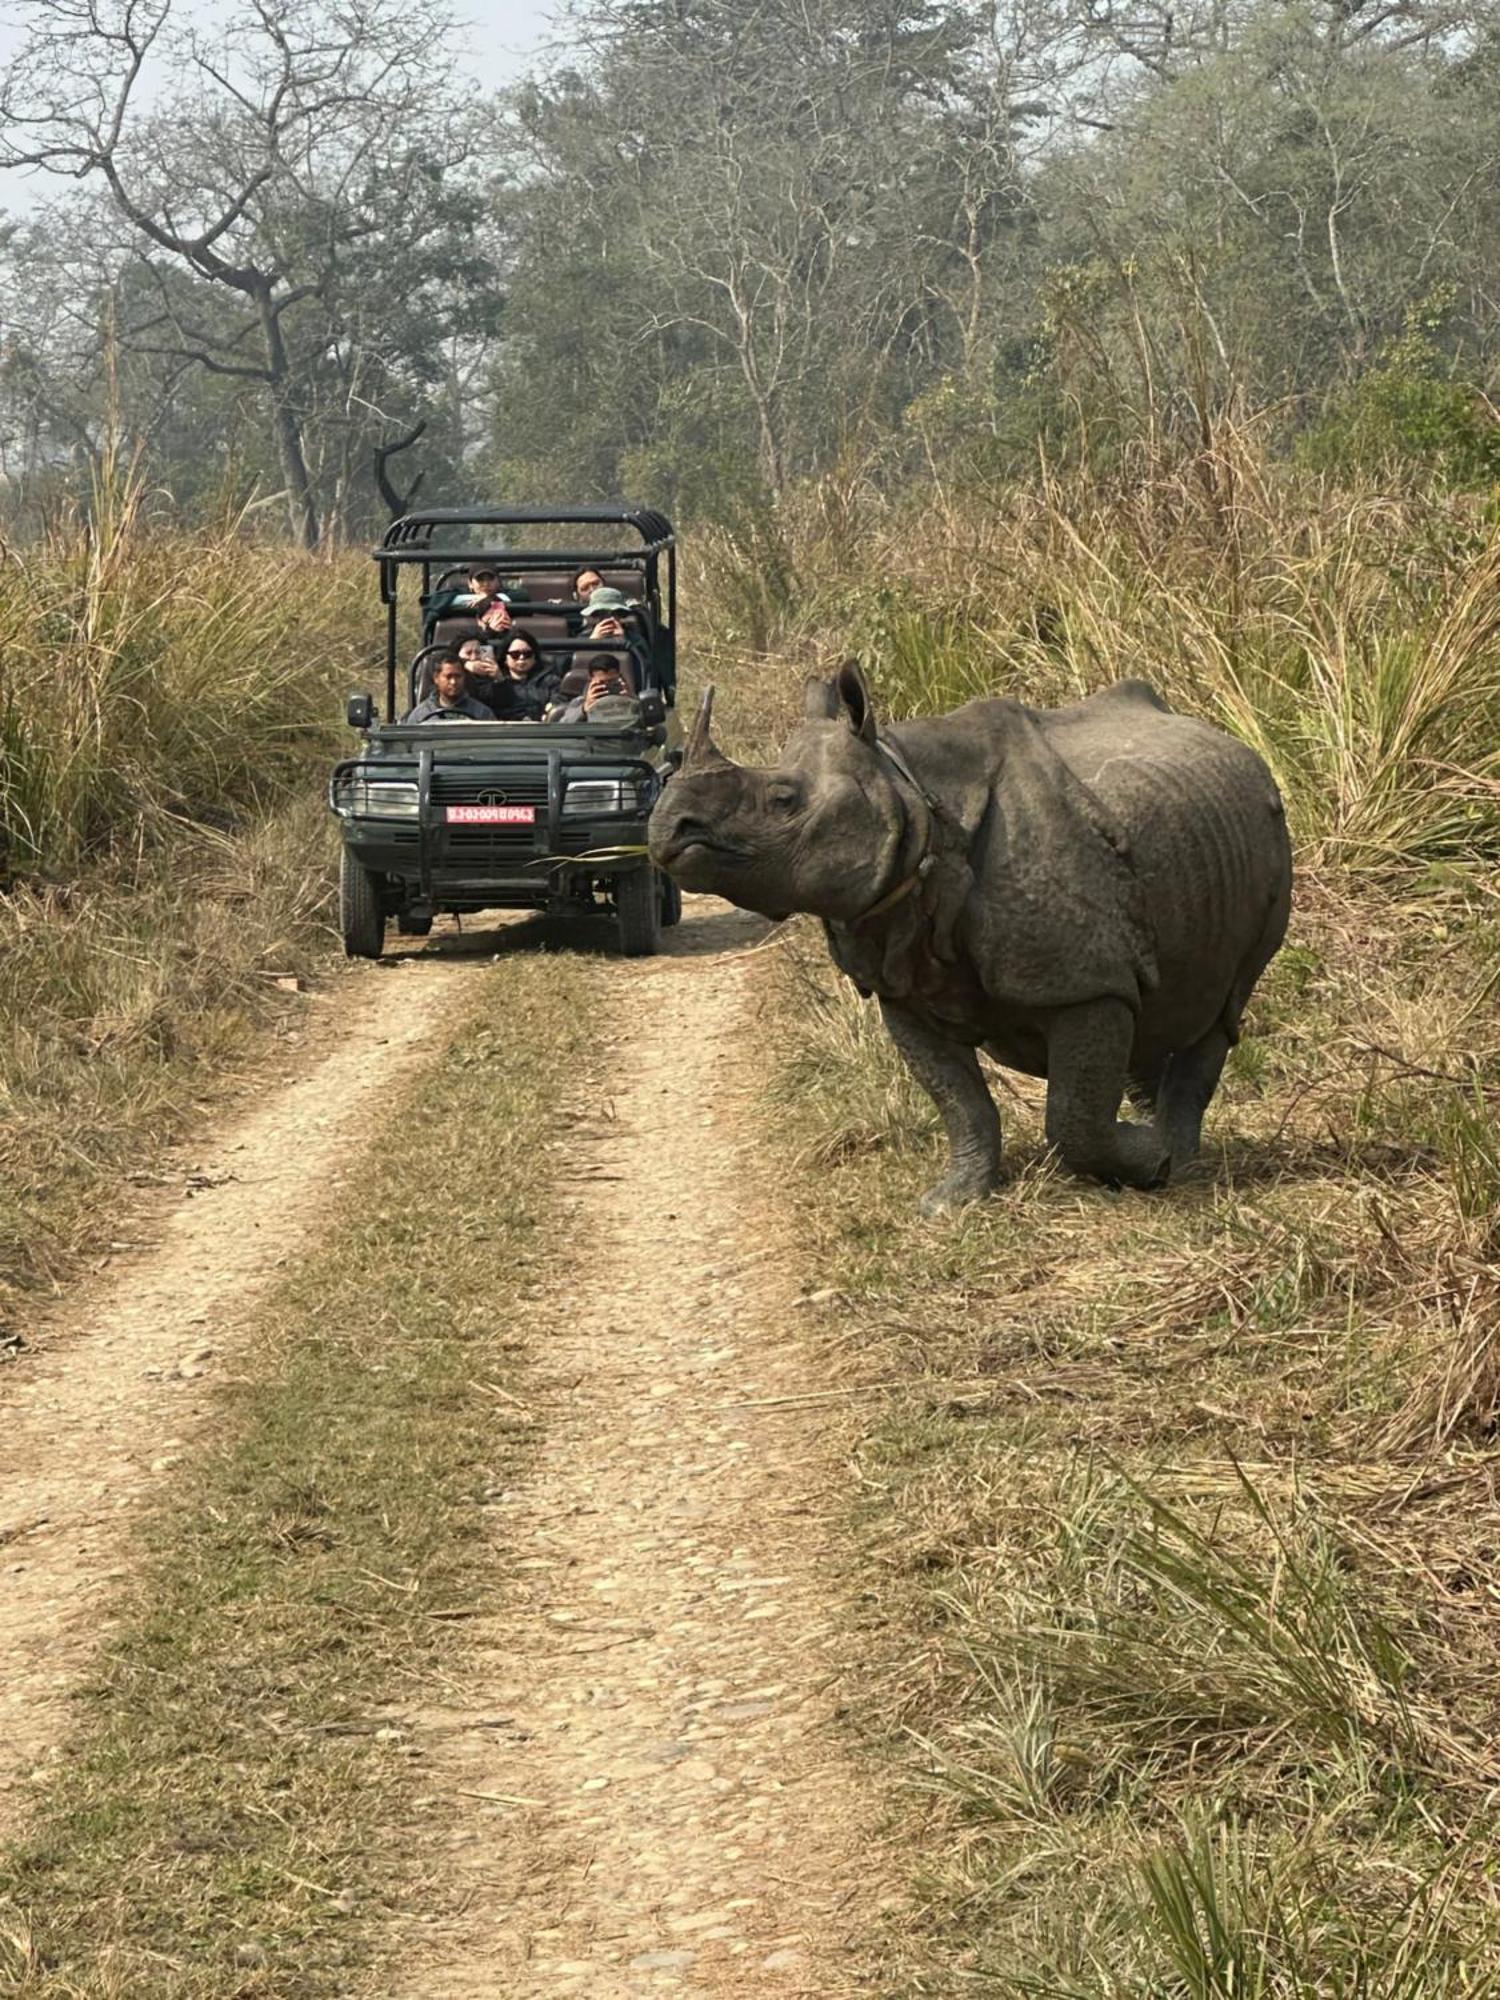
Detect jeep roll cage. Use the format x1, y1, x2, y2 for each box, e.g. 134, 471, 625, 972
372, 503, 677, 725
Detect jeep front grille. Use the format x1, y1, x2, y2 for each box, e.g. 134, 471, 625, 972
429, 769, 550, 809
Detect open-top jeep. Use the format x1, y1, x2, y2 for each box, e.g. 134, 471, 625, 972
330, 504, 681, 958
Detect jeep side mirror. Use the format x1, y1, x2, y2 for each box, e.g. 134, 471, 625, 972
637, 692, 666, 728
346, 692, 375, 731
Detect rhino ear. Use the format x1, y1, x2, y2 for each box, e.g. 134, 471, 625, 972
836, 659, 877, 746
803, 675, 841, 721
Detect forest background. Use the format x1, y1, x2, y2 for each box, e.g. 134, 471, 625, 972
4, 0, 1500, 538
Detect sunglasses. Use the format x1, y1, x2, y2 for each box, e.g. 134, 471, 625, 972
506, 646, 536, 660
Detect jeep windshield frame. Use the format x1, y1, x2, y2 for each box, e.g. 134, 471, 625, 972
372, 504, 676, 724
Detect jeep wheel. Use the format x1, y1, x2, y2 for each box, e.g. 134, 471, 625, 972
340, 850, 386, 959
659, 873, 683, 928
616, 865, 662, 958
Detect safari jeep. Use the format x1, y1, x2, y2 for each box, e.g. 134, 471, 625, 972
329, 505, 682, 958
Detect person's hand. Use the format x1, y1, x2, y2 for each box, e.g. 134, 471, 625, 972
464, 652, 499, 679
583, 672, 624, 713
590, 615, 625, 639
478, 600, 513, 633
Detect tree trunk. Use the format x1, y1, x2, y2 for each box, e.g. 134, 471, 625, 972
255, 290, 320, 550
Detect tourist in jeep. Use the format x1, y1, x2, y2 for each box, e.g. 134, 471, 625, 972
490, 630, 564, 722
402, 653, 491, 723
548, 657, 632, 723
424, 565, 510, 636
475, 594, 515, 640
582, 586, 637, 640
457, 636, 503, 709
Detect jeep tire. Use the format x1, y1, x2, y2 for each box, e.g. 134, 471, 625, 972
340, 849, 386, 959
616, 865, 662, 958
660, 872, 683, 928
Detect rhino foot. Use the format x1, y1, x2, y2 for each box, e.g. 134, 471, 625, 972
919, 1166, 1001, 1217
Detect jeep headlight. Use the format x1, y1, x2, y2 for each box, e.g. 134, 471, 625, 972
334, 774, 419, 819
562, 774, 653, 817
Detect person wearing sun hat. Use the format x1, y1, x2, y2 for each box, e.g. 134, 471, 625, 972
582, 585, 639, 641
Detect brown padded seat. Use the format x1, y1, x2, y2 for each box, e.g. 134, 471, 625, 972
429, 615, 484, 649
517, 572, 576, 603
511, 611, 572, 647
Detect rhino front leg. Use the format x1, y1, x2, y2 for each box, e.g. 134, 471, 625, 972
879, 999, 1001, 1214
1045, 999, 1171, 1189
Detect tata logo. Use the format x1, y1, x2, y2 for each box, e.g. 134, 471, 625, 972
476, 789, 509, 807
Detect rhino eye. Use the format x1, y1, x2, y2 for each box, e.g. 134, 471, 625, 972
767, 783, 801, 813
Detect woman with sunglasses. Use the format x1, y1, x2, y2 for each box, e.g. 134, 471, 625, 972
489, 629, 564, 721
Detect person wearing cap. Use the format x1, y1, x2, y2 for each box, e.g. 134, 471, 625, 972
423, 565, 513, 642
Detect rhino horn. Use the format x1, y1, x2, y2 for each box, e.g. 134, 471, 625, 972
683, 685, 733, 769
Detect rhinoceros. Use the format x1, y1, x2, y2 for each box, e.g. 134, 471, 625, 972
648, 665, 1292, 1212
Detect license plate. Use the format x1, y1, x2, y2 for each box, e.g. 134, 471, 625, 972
445, 804, 536, 825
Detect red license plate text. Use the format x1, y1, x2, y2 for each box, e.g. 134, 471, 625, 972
445, 804, 537, 825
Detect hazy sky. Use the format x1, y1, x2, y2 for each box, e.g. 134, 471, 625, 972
0, 0, 558, 215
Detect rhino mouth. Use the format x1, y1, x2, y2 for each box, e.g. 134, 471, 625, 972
654, 832, 752, 869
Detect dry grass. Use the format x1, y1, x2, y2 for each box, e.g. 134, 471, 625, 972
730, 450, 1500, 1993
0, 465, 364, 876
0, 801, 346, 1309
0, 474, 371, 1308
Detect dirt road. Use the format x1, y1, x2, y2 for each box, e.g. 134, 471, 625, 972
0, 900, 883, 1993
393, 903, 880, 1996
0, 957, 471, 1837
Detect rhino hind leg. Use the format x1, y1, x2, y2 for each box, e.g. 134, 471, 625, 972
1156, 1027, 1232, 1168
879, 999, 1002, 1214
1125, 1055, 1168, 1119
1045, 999, 1171, 1190
1157, 892, 1287, 1168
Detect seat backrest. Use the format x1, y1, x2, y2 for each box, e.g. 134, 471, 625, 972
429, 614, 484, 649
515, 571, 575, 603
511, 611, 573, 650
408, 643, 451, 707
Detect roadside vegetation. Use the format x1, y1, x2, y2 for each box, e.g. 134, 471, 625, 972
0, 468, 368, 1308
0, 950, 598, 1997
722, 453, 1500, 1994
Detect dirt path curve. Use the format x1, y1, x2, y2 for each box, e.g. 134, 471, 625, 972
396, 898, 885, 1998
0, 955, 468, 1837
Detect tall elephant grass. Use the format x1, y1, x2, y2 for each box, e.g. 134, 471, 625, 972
0, 467, 365, 876
0, 473, 367, 1302
699, 453, 1500, 881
